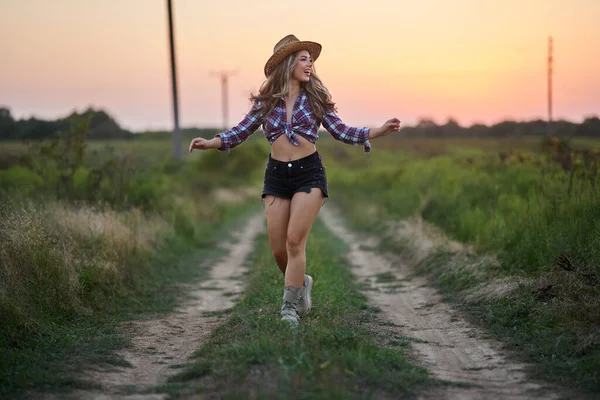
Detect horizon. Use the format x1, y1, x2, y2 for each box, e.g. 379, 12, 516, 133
2, 0, 599, 132
2, 104, 598, 135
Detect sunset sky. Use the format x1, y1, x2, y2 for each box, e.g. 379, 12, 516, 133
1, 0, 599, 132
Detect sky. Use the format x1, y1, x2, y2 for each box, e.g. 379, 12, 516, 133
1, 0, 599, 132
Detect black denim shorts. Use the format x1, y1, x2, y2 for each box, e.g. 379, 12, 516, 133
261, 151, 329, 200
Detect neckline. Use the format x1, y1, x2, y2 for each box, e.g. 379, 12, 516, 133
282, 89, 304, 124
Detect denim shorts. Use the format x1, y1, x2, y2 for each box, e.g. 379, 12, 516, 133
261, 151, 329, 200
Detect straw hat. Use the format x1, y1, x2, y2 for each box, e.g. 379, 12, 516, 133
264, 34, 322, 77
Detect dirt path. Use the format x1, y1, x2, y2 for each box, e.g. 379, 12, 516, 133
319, 207, 564, 400
33, 205, 577, 399
63, 213, 265, 400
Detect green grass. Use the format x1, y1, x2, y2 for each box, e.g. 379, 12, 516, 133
0, 203, 258, 399
165, 219, 436, 399
0, 127, 271, 398
1, 136, 207, 167
371, 136, 555, 158
319, 137, 600, 394
326, 152, 600, 277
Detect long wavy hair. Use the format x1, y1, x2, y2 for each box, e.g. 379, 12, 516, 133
250, 51, 335, 121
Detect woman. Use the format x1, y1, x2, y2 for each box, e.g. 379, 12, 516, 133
189, 34, 401, 325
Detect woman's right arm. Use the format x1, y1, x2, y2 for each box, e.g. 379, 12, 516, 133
188, 136, 221, 152
189, 101, 263, 153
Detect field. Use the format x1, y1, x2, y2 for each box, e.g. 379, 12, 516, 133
319, 134, 600, 393
0, 128, 268, 397
1, 129, 599, 398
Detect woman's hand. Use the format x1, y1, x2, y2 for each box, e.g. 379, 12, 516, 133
369, 118, 401, 140
189, 137, 220, 152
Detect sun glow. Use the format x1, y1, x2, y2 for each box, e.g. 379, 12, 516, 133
1, 0, 599, 130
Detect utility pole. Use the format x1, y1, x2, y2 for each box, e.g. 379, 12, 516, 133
547, 35, 553, 137
166, 0, 181, 159
210, 70, 237, 130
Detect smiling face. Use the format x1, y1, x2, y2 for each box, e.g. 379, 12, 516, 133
291, 50, 313, 83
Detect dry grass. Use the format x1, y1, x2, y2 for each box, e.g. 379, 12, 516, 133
0, 201, 82, 339
213, 186, 261, 205
463, 276, 530, 303
50, 203, 169, 252
0, 200, 170, 342
380, 214, 600, 391
387, 217, 472, 266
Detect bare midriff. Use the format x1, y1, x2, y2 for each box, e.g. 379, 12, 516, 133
270, 134, 317, 162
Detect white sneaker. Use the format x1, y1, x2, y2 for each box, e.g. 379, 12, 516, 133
280, 306, 300, 325
281, 285, 302, 325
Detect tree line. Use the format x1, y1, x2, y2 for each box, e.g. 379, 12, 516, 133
0, 107, 221, 141
1, 106, 598, 141
0, 107, 135, 140
398, 117, 600, 138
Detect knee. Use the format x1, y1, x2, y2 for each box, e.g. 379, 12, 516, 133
272, 249, 287, 266
286, 234, 305, 257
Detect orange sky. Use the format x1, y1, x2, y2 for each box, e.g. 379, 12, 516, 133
1, 0, 599, 131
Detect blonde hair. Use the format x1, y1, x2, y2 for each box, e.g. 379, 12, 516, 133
250, 51, 335, 121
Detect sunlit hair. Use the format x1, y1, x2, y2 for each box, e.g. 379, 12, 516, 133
250, 52, 335, 121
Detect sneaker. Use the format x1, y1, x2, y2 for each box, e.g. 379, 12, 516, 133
297, 275, 313, 314
281, 303, 300, 325
281, 286, 301, 326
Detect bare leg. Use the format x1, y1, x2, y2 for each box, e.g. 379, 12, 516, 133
264, 195, 291, 275
285, 189, 324, 287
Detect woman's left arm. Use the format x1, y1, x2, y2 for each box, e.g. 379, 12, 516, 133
322, 109, 400, 153
367, 118, 402, 140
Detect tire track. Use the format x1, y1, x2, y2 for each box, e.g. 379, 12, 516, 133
54, 213, 264, 400
319, 207, 566, 400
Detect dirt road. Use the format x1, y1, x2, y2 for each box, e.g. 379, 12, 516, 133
60, 214, 265, 400
44, 207, 576, 399
319, 207, 564, 400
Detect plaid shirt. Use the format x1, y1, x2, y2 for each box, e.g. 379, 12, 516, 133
216, 90, 371, 153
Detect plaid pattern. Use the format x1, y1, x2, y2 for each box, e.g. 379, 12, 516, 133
215, 100, 263, 152
216, 90, 371, 153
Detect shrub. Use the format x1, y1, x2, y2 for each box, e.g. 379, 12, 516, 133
0, 166, 44, 196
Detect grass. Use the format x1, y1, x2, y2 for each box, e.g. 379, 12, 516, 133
164, 219, 436, 399
318, 136, 600, 394
372, 135, 600, 158
325, 150, 600, 279
4, 131, 597, 397
0, 198, 259, 399
1, 135, 209, 167
371, 136, 552, 158
410, 249, 600, 394
0, 128, 270, 398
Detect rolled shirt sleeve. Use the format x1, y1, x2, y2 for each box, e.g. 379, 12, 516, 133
321, 108, 371, 153
215, 101, 263, 152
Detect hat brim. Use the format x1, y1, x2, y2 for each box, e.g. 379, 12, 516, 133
264, 41, 322, 77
